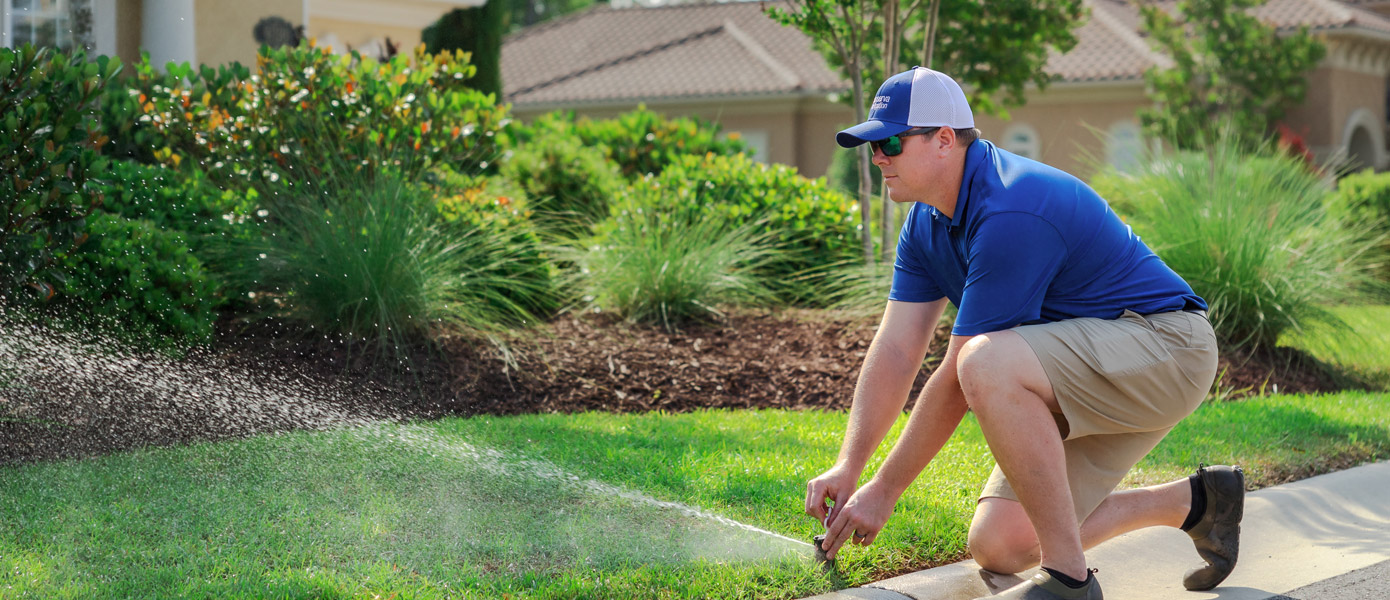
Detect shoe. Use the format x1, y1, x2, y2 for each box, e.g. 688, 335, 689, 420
1183, 465, 1245, 591
976, 569, 1102, 600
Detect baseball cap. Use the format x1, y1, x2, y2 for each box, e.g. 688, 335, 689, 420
836, 67, 974, 148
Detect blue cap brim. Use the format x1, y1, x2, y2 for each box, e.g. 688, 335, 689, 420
836, 120, 912, 148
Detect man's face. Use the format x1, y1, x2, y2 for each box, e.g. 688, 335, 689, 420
871, 128, 944, 204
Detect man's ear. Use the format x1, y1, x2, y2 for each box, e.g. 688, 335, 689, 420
935, 127, 958, 157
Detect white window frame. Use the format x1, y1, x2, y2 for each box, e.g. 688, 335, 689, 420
1105, 120, 1144, 174
1, 0, 103, 52
1001, 123, 1041, 160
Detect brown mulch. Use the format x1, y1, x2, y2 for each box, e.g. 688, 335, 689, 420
0, 309, 1350, 466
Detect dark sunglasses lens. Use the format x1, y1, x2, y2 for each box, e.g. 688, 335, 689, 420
873, 135, 902, 156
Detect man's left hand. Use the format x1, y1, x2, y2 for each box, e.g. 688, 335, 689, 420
821, 478, 896, 560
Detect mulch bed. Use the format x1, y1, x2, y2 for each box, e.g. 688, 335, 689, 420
0, 309, 1349, 466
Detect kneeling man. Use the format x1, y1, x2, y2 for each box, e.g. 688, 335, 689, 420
805, 67, 1244, 600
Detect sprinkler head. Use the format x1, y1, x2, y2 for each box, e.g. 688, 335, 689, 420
812, 534, 834, 569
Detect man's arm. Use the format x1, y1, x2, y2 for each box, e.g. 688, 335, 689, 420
818, 328, 975, 560
805, 298, 948, 526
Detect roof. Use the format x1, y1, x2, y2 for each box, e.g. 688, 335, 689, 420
1049, 0, 1390, 84
501, 0, 1390, 107
501, 1, 846, 108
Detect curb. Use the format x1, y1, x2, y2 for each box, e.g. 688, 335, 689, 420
803, 460, 1390, 600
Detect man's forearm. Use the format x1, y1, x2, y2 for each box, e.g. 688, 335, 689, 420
836, 334, 930, 474
870, 343, 969, 497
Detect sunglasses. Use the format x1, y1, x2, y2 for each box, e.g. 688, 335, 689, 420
870, 127, 941, 157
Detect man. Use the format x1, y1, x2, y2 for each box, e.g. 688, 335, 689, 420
804, 67, 1245, 600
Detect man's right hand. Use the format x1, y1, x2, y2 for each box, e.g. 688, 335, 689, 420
805, 464, 860, 527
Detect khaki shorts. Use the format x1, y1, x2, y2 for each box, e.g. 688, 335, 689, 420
979, 310, 1219, 523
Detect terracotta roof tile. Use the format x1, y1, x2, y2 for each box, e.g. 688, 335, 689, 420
1047, 0, 1390, 84
502, 1, 845, 107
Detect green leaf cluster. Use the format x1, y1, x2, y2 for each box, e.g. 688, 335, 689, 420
58, 212, 220, 346
1140, 0, 1326, 150
0, 45, 120, 302
514, 108, 747, 180
499, 121, 623, 236
1325, 169, 1390, 283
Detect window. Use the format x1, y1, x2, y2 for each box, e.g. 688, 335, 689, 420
1105, 121, 1144, 173
725, 129, 770, 164
2, 0, 93, 52
1001, 124, 1041, 160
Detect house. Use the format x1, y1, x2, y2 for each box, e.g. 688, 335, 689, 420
501, 0, 849, 177
0, 0, 482, 70
502, 0, 1390, 178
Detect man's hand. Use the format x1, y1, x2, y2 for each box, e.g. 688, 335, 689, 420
805, 464, 859, 526
820, 479, 895, 560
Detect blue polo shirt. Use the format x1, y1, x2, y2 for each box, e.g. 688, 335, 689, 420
890, 140, 1205, 336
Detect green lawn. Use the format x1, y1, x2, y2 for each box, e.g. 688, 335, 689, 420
3, 391, 1387, 599
1279, 304, 1390, 389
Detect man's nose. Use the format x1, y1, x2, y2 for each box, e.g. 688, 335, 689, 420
870, 145, 889, 166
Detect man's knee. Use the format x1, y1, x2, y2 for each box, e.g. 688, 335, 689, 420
968, 499, 1041, 574
955, 331, 1055, 412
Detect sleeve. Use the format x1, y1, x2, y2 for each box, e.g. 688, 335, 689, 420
952, 212, 1068, 335
888, 206, 946, 303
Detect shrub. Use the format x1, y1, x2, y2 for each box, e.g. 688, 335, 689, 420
599, 153, 860, 304
1091, 137, 1380, 352
0, 46, 119, 303
562, 205, 777, 331
112, 44, 510, 207
93, 160, 255, 257
1326, 169, 1390, 283
499, 130, 622, 237
232, 168, 557, 352
513, 108, 746, 180
58, 213, 219, 346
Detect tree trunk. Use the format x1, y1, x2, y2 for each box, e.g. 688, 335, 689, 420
923, 0, 941, 68
879, 0, 901, 263
850, 67, 874, 265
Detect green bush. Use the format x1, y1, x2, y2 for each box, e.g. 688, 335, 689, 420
599, 153, 860, 304
1327, 168, 1390, 282
93, 160, 255, 257
499, 130, 622, 236
232, 168, 557, 352
110, 44, 510, 207
1092, 138, 1380, 351
514, 108, 746, 180
562, 205, 776, 331
0, 46, 120, 303
58, 213, 219, 346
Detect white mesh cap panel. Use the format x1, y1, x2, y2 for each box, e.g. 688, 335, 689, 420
906, 67, 974, 129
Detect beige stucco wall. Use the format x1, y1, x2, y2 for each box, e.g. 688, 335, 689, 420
196, 0, 305, 67
308, 17, 424, 55
1284, 65, 1386, 166
973, 83, 1152, 180
511, 95, 853, 178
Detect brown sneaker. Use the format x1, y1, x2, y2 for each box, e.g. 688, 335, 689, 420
976, 569, 1102, 600
1183, 465, 1245, 591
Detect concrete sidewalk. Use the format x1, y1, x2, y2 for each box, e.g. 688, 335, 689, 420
806, 460, 1390, 600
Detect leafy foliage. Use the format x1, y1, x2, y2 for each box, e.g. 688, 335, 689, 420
1139, 0, 1325, 150
0, 45, 119, 303
113, 44, 509, 208
422, 1, 506, 98
1092, 135, 1379, 352
59, 213, 219, 346
1326, 169, 1390, 283
514, 109, 746, 180
499, 129, 622, 236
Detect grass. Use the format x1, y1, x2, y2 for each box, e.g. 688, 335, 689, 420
1279, 304, 1390, 389
3, 392, 1386, 599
